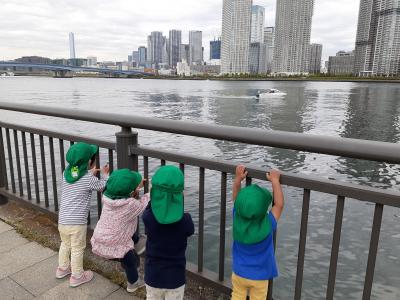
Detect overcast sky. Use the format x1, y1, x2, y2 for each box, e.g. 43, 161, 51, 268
0, 0, 360, 63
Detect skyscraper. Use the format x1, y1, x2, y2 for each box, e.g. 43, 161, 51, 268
162, 37, 169, 65
264, 27, 275, 73
251, 5, 265, 43
69, 32, 76, 59
132, 51, 139, 66
138, 46, 147, 67
273, 0, 314, 74
210, 38, 221, 60
221, 0, 253, 74
180, 44, 190, 63
309, 43, 322, 74
189, 31, 203, 65
354, 0, 400, 76
249, 42, 267, 74
169, 30, 182, 68
147, 31, 164, 68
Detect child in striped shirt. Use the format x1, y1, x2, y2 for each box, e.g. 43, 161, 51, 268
56, 142, 109, 287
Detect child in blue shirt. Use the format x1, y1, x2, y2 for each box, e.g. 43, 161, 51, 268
231, 165, 284, 300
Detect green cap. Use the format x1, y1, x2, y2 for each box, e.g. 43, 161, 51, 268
64, 143, 98, 183
233, 184, 272, 244
151, 165, 184, 224
104, 169, 142, 200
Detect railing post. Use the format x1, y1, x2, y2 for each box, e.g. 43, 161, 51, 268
116, 127, 139, 235
0, 128, 8, 205
115, 127, 138, 171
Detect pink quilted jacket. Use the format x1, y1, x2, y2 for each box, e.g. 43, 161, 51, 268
91, 193, 150, 259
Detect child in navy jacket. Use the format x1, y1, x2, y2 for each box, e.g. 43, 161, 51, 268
143, 165, 194, 300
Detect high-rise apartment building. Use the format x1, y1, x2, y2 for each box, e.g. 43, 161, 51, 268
147, 31, 164, 67
264, 27, 275, 73
210, 38, 221, 60
221, 0, 253, 74
189, 31, 203, 65
138, 46, 147, 66
354, 0, 400, 76
309, 43, 322, 74
132, 51, 139, 66
251, 5, 265, 43
169, 30, 182, 68
273, 0, 314, 74
180, 44, 190, 63
249, 42, 267, 74
69, 32, 76, 59
162, 37, 169, 65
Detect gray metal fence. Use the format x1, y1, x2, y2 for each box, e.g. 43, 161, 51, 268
0, 102, 399, 300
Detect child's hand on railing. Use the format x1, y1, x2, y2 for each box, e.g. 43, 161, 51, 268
266, 169, 281, 183
101, 163, 110, 175
235, 165, 248, 182
137, 179, 147, 190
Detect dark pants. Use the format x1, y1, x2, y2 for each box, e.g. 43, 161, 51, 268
132, 228, 139, 244
120, 250, 139, 284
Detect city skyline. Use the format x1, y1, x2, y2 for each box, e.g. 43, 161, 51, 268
1, 0, 359, 62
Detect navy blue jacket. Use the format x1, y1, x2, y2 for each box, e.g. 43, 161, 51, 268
143, 206, 195, 289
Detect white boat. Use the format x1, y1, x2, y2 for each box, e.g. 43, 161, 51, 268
0, 72, 15, 77
256, 89, 286, 98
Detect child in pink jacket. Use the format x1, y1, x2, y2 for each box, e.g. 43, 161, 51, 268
91, 169, 149, 293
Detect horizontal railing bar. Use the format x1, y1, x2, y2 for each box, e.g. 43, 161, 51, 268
130, 146, 400, 207
0, 121, 115, 150
0, 102, 399, 163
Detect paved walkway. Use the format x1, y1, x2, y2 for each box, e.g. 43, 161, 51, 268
0, 220, 139, 299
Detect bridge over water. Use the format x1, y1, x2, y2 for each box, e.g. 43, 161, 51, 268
0, 62, 154, 77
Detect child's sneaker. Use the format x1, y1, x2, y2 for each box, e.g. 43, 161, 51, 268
135, 234, 147, 255
127, 278, 145, 293
56, 266, 71, 279
69, 270, 94, 287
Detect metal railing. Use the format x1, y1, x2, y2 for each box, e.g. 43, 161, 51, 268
0, 102, 399, 300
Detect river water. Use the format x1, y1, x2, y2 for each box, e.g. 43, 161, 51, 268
1, 77, 399, 299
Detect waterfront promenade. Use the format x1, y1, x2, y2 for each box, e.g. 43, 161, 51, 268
0, 220, 140, 300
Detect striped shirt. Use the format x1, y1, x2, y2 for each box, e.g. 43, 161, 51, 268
59, 172, 107, 225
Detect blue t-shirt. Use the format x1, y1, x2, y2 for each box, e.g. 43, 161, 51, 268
232, 210, 278, 280
143, 205, 195, 289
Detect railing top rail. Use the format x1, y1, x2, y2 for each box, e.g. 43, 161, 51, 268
0, 121, 115, 150
1, 102, 400, 164
132, 146, 400, 207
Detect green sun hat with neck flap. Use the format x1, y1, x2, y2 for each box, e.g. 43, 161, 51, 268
64, 142, 98, 183
104, 169, 142, 200
151, 165, 184, 224
233, 184, 273, 244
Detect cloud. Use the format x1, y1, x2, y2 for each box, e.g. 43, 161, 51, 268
0, 0, 360, 62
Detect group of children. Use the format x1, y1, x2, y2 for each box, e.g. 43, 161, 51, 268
56, 142, 284, 300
